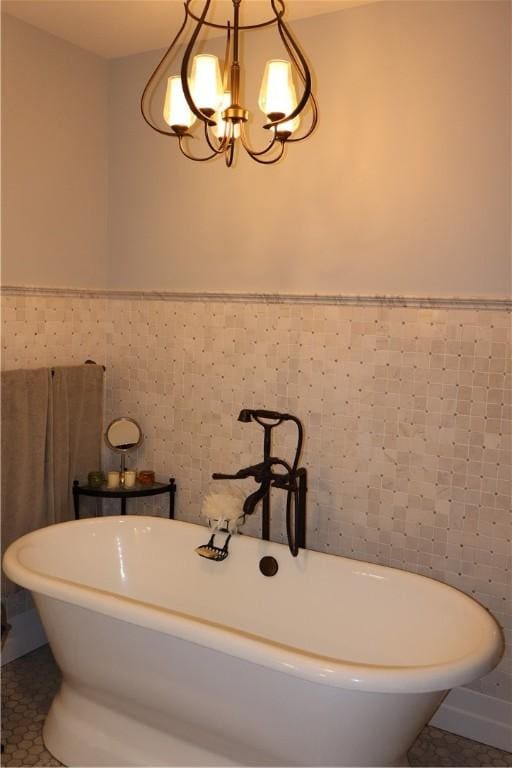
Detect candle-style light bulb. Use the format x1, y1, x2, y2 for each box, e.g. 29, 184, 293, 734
163, 76, 196, 131
258, 59, 300, 134
191, 54, 223, 115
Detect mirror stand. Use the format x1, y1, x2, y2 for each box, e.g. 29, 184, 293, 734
120, 452, 126, 486
105, 417, 143, 487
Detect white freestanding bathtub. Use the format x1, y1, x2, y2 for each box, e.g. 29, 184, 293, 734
3, 516, 503, 767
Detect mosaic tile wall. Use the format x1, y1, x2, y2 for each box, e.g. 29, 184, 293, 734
2, 290, 511, 706
1, 294, 109, 371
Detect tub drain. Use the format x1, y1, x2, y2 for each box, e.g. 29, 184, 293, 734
259, 556, 278, 577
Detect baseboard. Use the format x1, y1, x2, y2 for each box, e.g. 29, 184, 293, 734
430, 686, 512, 752
1, 607, 48, 665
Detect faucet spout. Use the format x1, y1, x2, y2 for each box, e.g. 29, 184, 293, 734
243, 480, 271, 517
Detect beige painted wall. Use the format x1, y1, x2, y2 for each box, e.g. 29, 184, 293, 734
2, 2, 510, 296
108, 1, 511, 297
1, 14, 108, 288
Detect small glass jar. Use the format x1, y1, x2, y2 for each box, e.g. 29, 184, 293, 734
138, 470, 155, 486
88, 470, 105, 488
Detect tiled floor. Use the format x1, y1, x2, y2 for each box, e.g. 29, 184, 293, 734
1, 645, 511, 767
1, 646, 60, 767
409, 730, 511, 767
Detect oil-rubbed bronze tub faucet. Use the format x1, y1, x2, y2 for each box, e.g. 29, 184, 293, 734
213, 409, 307, 557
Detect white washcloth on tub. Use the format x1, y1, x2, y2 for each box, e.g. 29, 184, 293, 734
201, 482, 246, 534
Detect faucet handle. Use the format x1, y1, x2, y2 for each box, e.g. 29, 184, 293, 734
212, 462, 263, 481
212, 467, 252, 481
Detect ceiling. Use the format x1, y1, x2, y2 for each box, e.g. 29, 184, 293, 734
1, 0, 374, 59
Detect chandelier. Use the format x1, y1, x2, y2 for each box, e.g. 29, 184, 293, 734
140, 0, 318, 166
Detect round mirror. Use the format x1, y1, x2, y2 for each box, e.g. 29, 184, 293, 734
105, 417, 143, 453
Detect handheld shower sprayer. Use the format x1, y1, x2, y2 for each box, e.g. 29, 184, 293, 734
238, 409, 289, 422
236, 410, 303, 474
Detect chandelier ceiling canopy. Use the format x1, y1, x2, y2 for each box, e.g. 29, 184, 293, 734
140, 0, 318, 166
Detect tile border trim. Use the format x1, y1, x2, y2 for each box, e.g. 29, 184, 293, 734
1, 285, 511, 311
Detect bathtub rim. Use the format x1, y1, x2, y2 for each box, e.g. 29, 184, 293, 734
2, 516, 504, 695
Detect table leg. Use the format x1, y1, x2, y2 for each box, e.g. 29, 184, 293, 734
169, 478, 175, 519
121, 497, 126, 515
73, 480, 80, 520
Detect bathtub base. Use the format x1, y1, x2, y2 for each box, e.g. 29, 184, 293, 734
44, 682, 416, 768
38, 595, 444, 767
44, 684, 244, 767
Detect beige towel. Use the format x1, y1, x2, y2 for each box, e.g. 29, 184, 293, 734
1, 368, 51, 595
1, 364, 104, 597
49, 365, 104, 523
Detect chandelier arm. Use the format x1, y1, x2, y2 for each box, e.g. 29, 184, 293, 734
140, 3, 190, 135
275, 3, 311, 113
276, 7, 307, 81
273, 23, 319, 143
286, 91, 318, 143
225, 140, 236, 167
262, 0, 312, 129
246, 140, 286, 165
186, 0, 284, 30
203, 122, 231, 155
239, 122, 279, 157
181, 1, 216, 126
178, 135, 220, 162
